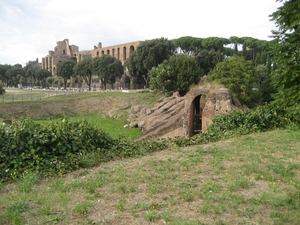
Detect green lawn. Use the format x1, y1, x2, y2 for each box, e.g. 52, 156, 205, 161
1, 88, 161, 104
1, 88, 93, 103
34, 114, 142, 142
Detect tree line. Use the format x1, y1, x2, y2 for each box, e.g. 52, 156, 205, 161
57, 54, 124, 91
0, 61, 52, 91
125, 0, 299, 108
0, 54, 124, 92
0, 0, 298, 107
126, 36, 275, 107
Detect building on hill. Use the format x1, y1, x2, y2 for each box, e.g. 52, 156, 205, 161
75, 41, 142, 66
41, 39, 142, 77
41, 39, 79, 76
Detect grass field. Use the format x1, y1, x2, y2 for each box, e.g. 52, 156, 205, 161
1, 128, 300, 225
0, 88, 162, 122
1, 88, 82, 103
35, 114, 142, 142
1, 88, 150, 104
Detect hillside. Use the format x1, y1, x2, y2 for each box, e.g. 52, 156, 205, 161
1, 91, 300, 224
0, 91, 162, 119
1, 129, 300, 224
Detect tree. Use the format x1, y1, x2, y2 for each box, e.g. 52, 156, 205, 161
35, 68, 52, 88
56, 60, 76, 89
6, 64, 23, 87
0, 80, 5, 95
149, 54, 203, 96
73, 58, 93, 91
229, 36, 243, 55
241, 37, 271, 65
107, 59, 124, 88
207, 56, 255, 105
126, 37, 176, 87
270, 0, 300, 106
24, 60, 40, 87
0, 64, 11, 86
255, 64, 276, 103
93, 55, 123, 89
17, 74, 25, 87
196, 49, 224, 75
173, 36, 203, 55
201, 37, 230, 52
46, 77, 55, 88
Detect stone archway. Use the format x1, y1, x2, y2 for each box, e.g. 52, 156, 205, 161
189, 94, 207, 136
184, 87, 239, 137
184, 88, 210, 137
128, 86, 241, 141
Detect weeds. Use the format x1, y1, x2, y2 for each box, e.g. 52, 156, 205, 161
17, 172, 39, 193
145, 210, 159, 222
115, 198, 126, 211
72, 201, 93, 216
5, 201, 29, 225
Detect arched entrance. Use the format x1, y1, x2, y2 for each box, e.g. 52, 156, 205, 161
189, 95, 206, 135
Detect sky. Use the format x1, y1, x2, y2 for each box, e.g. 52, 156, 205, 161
0, 0, 282, 67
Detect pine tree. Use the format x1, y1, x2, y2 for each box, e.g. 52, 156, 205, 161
270, 0, 300, 106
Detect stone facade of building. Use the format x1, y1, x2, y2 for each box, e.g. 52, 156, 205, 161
41, 39, 79, 76
74, 41, 142, 65
41, 39, 142, 76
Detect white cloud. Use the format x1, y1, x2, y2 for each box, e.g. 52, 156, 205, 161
0, 0, 281, 66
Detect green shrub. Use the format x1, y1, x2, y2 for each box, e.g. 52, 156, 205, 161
0, 119, 116, 181
206, 103, 293, 136
171, 103, 300, 147
0, 118, 169, 182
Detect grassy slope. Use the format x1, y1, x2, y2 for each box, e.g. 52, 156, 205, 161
0, 89, 162, 120
1, 90, 162, 143
1, 128, 300, 225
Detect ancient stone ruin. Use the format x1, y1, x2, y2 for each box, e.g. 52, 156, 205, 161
42, 39, 142, 76
128, 85, 241, 141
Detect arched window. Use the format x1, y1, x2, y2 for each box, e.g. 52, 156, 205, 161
129, 45, 135, 55
123, 47, 127, 61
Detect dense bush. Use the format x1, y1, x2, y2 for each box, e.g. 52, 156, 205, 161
207, 103, 300, 136
171, 103, 300, 147
207, 103, 285, 135
0, 119, 115, 181
0, 119, 167, 182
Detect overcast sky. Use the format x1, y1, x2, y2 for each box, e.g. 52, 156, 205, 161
0, 0, 281, 66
